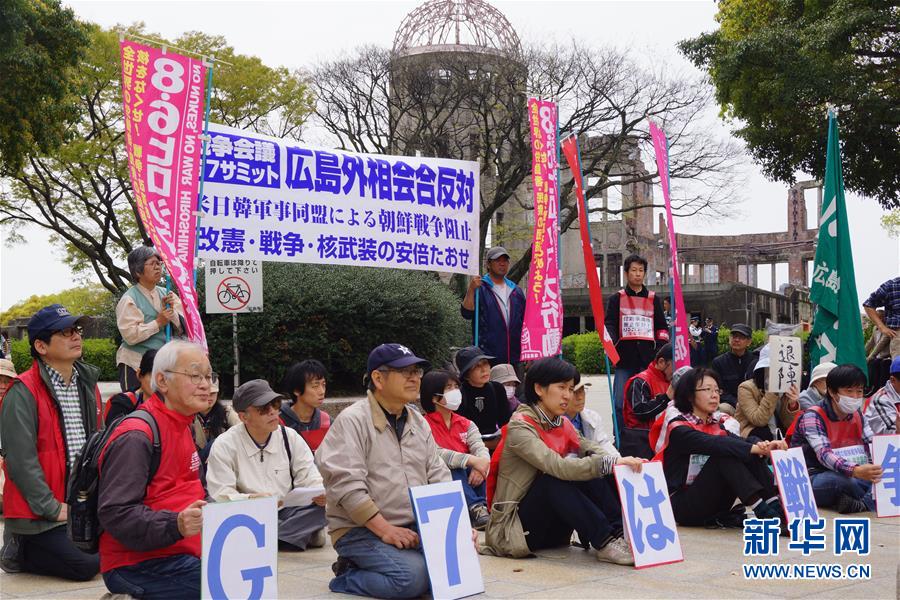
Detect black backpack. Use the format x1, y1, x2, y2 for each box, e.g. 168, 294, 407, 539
67, 409, 161, 553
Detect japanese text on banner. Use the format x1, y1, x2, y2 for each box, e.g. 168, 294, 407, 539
196, 123, 480, 277
120, 40, 207, 347
520, 99, 562, 360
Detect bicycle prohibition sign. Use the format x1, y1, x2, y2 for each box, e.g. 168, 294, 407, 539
216, 277, 252, 311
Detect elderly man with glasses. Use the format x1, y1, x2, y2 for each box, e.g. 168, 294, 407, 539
315, 343, 453, 599
115, 245, 185, 392
0, 304, 101, 579
96, 340, 211, 599
206, 379, 327, 550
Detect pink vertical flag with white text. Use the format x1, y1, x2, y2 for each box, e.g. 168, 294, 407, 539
520, 98, 562, 360
120, 40, 207, 347
649, 122, 690, 370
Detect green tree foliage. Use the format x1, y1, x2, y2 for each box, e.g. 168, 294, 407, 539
9, 337, 117, 380
560, 332, 608, 374
0, 0, 88, 171
199, 263, 469, 396
0, 284, 113, 325
679, 0, 899, 209
0, 23, 316, 293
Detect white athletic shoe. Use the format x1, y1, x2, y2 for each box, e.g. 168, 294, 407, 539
308, 528, 328, 548
594, 536, 634, 566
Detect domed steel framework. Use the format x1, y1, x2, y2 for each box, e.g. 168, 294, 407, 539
392, 0, 522, 58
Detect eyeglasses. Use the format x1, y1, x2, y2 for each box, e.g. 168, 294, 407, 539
695, 387, 724, 395
53, 326, 84, 339
380, 366, 424, 379
253, 399, 283, 415
166, 370, 219, 386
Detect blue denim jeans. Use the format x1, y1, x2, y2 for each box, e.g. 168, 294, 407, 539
612, 367, 635, 446
103, 554, 201, 600
450, 467, 486, 508
330, 527, 428, 599
810, 470, 875, 512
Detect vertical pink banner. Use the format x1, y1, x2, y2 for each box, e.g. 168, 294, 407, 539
649, 122, 690, 370
120, 40, 207, 347
520, 99, 562, 360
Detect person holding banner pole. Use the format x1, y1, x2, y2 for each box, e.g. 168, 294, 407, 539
461, 247, 526, 368
115, 246, 184, 392
654, 368, 789, 532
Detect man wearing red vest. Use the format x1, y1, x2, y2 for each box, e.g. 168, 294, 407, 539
97, 340, 210, 598
620, 343, 674, 459
790, 364, 881, 513
0, 304, 101, 580
604, 254, 669, 446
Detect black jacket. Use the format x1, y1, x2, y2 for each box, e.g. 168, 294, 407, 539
710, 351, 755, 407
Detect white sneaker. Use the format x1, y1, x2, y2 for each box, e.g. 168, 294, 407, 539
308, 528, 327, 548
594, 537, 634, 566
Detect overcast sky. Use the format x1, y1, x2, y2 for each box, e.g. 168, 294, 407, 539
1, 0, 896, 310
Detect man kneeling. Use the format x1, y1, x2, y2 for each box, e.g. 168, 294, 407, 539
206, 379, 326, 550
98, 341, 209, 599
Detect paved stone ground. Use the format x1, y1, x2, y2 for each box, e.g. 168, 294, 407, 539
3, 376, 899, 599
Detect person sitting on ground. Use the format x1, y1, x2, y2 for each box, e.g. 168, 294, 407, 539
420, 369, 491, 529
97, 340, 210, 598
190, 375, 238, 465
115, 245, 184, 392
564, 375, 619, 458
735, 345, 800, 441
105, 349, 157, 426
454, 346, 512, 450
490, 363, 521, 413
206, 379, 327, 550
0, 306, 100, 580
482, 357, 642, 566
279, 359, 331, 452
798, 362, 837, 411
315, 343, 453, 599
710, 323, 754, 415
620, 343, 674, 459
790, 364, 881, 513
865, 356, 900, 435
654, 368, 788, 531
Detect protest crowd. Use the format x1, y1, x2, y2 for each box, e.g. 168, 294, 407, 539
0, 241, 896, 600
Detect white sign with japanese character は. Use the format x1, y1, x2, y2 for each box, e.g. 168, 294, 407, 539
613, 461, 683, 569
197, 123, 480, 277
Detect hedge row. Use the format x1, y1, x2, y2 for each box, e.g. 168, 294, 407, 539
8, 337, 118, 381
561, 332, 608, 374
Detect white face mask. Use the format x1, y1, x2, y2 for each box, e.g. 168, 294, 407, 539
440, 388, 463, 411
504, 386, 516, 400
837, 394, 863, 414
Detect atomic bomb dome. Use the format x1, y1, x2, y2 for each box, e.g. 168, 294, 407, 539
392, 0, 522, 58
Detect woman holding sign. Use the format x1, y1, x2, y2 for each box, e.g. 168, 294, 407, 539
654, 368, 789, 531
735, 345, 801, 441
789, 364, 880, 513
483, 357, 643, 566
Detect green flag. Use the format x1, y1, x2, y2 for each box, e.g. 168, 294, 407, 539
809, 110, 866, 373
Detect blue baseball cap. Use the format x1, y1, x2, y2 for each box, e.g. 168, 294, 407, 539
891, 356, 900, 376
366, 343, 430, 377
28, 304, 89, 340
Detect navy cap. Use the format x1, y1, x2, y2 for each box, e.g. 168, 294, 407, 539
28, 305, 89, 340
730, 323, 752, 338
891, 356, 900, 376
454, 346, 495, 377
367, 343, 430, 376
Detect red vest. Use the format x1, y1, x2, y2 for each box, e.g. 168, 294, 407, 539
652, 417, 729, 465
1, 362, 100, 520
98, 394, 205, 572
618, 289, 656, 341
622, 362, 670, 429
299, 410, 330, 452
486, 412, 581, 507
797, 405, 865, 471
424, 411, 471, 454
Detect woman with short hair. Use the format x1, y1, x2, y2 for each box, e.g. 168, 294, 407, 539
483, 357, 642, 566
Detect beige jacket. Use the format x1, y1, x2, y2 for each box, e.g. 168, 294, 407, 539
314, 392, 451, 543
735, 380, 800, 438
482, 404, 618, 558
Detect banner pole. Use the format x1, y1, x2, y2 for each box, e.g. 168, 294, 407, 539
194, 61, 214, 288
474, 287, 480, 347
232, 312, 240, 388
574, 137, 620, 446
165, 274, 172, 342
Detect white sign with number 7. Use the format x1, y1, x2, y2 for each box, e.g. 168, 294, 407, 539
409, 480, 484, 600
